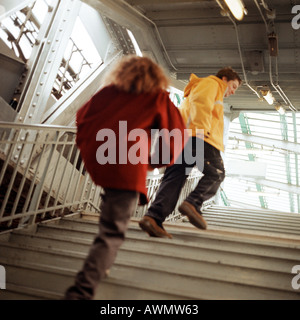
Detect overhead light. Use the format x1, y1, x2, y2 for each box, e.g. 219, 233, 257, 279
261, 89, 275, 105
275, 104, 286, 115
224, 0, 247, 21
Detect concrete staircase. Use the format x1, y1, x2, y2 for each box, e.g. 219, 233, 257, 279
0, 206, 300, 300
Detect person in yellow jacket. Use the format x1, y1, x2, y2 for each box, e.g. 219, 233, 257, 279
139, 67, 241, 238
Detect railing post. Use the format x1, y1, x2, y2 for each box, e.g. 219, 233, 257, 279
18, 131, 59, 228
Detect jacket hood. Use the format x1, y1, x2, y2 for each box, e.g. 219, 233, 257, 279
183, 74, 227, 97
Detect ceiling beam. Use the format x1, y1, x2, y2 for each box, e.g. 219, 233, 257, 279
0, 0, 33, 21
176, 72, 300, 82
225, 176, 300, 196
82, 0, 175, 72
127, 0, 209, 4
145, 8, 294, 22
165, 43, 300, 52
228, 132, 300, 154
151, 16, 293, 28
83, 0, 149, 28
42, 52, 123, 126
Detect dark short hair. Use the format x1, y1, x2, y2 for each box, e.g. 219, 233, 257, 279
216, 67, 242, 85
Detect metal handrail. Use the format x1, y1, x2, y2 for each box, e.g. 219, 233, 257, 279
0, 122, 202, 232
0, 122, 101, 231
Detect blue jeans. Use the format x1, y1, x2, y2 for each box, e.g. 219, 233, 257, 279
146, 137, 225, 223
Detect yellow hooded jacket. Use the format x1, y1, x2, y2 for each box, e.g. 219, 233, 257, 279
179, 73, 228, 152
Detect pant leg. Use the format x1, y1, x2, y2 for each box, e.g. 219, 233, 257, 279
146, 138, 196, 223
185, 142, 225, 211
64, 188, 138, 300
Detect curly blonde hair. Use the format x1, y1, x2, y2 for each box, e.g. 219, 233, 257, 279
102, 55, 170, 94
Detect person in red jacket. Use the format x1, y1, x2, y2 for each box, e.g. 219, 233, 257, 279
64, 55, 187, 300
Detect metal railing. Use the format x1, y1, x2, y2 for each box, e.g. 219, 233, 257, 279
0, 122, 101, 231
0, 122, 202, 232
136, 169, 203, 221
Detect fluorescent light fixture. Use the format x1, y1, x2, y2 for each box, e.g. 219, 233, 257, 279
275, 105, 286, 115
261, 89, 275, 105
224, 0, 246, 20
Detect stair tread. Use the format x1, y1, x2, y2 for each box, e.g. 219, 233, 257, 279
3, 227, 300, 262
1, 237, 298, 276
0, 283, 62, 300
38, 216, 300, 248
1, 210, 299, 300
1, 253, 298, 297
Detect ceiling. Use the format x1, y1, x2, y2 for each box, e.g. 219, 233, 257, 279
86, 0, 300, 114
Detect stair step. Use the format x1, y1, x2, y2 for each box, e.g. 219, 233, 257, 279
204, 215, 300, 235
94, 281, 187, 300
1, 253, 299, 300
1, 231, 300, 299
0, 242, 86, 270
5, 231, 300, 274
203, 206, 300, 235
1, 238, 298, 279
30, 220, 300, 261
0, 283, 61, 300
204, 210, 300, 227
96, 263, 300, 300
1, 213, 299, 300
3, 260, 75, 294
205, 206, 300, 216
205, 206, 300, 219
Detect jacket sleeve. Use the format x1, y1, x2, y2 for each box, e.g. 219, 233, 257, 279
189, 79, 218, 138
149, 92, 187, 168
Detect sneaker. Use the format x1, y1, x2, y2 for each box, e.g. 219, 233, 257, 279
139, 216, 172, 239
178, 201, 207, 230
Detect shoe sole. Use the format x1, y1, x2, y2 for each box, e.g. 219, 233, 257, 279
139, 219, 172, 239
179, 202, 207, 230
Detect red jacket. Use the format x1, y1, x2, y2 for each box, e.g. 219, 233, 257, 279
76, 85, 186, 205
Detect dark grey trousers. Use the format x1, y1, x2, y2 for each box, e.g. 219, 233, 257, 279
146, 137, 225, 223
64, 188, 138, 300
